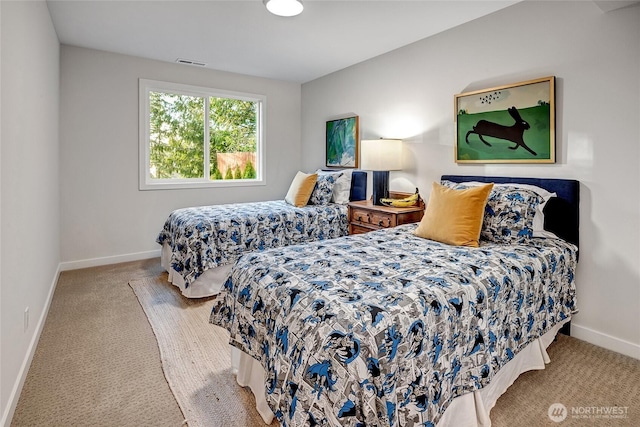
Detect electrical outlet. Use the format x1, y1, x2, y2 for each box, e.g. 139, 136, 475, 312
24, 307, 29, 332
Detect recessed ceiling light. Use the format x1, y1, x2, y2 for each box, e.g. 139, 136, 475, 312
263, 0, 303, 17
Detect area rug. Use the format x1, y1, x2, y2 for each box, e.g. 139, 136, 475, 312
128, 275, 276, 427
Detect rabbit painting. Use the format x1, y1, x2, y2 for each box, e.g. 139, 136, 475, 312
465, 106, 537, 156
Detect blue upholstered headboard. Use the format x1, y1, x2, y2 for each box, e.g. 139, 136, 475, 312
441, 175, 580, 248
350, 171, 367, 201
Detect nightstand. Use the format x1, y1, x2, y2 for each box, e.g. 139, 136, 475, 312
347, 192, 425, 235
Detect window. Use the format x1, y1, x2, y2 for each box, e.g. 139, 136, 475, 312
139, 79, 265, 190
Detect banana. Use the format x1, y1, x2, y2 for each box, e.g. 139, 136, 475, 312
380, 188, 420, 207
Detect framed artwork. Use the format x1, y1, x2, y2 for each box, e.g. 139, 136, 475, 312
454, 76, 555, 163
326, 115, 359, 168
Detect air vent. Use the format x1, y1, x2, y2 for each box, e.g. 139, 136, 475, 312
176, 58, 207, 67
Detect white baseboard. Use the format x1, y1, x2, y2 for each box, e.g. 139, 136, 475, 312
571, 322, 640, 360
1, 264, 61, 427
59, 249, 161, 271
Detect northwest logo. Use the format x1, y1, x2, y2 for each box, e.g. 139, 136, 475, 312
548, 403, 568, 422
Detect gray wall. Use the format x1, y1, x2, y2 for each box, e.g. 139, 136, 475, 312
1, 1, 60, 423
302, 1, 640, 357
59, 46, 301, 267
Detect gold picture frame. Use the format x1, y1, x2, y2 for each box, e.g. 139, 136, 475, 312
454, 76, 555, 163
326, 115, 360, 168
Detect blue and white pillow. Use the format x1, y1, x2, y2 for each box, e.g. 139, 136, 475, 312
481, 186, 542, 243
309, 173, 340, 205
441, 180, 544, 244
317, 169, 352, 204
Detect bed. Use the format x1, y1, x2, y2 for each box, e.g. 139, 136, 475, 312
209, 175, 580, 427
158, 170, 367, 298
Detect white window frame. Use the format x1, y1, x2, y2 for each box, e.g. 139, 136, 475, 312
139, 79, 266, 190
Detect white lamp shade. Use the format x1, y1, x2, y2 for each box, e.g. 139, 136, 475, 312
264, 0, 304, 17
360, 139, 403, 171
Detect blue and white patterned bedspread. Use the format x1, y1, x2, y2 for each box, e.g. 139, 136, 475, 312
210, 224, 577, 426
157, 200, 347, 289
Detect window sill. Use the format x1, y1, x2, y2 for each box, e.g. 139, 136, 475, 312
139, 179, 266, 191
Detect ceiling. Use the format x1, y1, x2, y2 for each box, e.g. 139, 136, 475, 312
46, 0, 523, 83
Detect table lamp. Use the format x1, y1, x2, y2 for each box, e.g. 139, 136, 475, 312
360, 138, 402, 205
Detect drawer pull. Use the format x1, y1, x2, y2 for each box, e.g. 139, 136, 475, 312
379, 218, 391, 227
356, 213, 371, 223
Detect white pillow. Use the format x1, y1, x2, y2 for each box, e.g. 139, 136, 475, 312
441, 180, 557, 238
317, 169, 353, 204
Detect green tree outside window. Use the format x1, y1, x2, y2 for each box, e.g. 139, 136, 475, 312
149, 91, 258, 181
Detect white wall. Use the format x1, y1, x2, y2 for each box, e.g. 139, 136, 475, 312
302, 1, 640, 358
59, 46, 301, 266
0, 1, 61, 424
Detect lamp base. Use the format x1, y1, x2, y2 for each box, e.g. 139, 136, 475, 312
371, 170, 390, 206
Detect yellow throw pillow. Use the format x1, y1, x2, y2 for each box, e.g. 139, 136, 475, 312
285, 171, 318, 207
414, 182, 494, 247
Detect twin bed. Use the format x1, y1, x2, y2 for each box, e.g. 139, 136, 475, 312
158, 170, 367, 297
207, 174, 580, 427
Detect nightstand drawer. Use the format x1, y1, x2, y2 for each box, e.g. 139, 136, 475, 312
350, 224, 373, 235
350, 208, 372, 225
369, 212, 393, 228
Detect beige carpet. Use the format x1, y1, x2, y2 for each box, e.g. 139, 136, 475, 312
10, 259, 186, 427
129, 276, 276, 427
491, 332, 640, 426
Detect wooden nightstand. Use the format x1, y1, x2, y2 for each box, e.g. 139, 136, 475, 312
347, 192, 425, 235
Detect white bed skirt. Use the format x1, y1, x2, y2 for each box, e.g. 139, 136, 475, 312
161, 243, 232, 298
230, 318, 570, 427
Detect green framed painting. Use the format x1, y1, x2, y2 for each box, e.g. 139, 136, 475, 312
326, 115, 359, 168
454, 76, 555, 163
